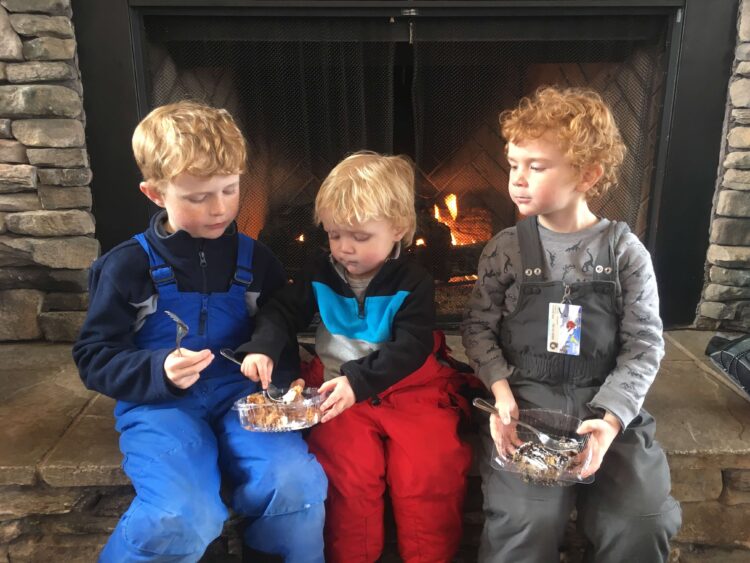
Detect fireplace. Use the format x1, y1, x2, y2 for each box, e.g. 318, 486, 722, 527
73, 0, 738, 326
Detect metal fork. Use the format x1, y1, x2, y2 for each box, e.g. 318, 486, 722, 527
472, 398, 581, 452
165, 310, 189, 356
219, 348, 284, 402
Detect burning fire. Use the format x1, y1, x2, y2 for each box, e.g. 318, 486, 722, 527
433, 193, 479, 246
448, 275, 479, 283
415, 238, 426, 246
296, 234, 305, 242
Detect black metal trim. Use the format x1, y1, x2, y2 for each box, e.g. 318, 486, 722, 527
651, 0, 737, 326
129, 0, 684, 7
130, 5, 677, 18
129, 6, 151, 118
646, 8, 682, 253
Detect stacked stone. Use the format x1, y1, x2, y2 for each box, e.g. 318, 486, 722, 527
697, 0, 750, 332
0, 0, 97, 342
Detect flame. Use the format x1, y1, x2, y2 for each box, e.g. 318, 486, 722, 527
448, 275, 479, 283
415, 238, 426, 246
433, 193, 476, 246
296, 234, 305, 242
445, 193, 458, 220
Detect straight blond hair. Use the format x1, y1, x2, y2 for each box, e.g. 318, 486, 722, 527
314, 151, 417, 246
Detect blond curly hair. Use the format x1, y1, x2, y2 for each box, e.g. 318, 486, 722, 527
314, 151, 417, 247
500, 86, 626, 199
132, 100, 247, 190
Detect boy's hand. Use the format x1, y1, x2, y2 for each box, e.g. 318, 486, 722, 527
318, 376, 355, 423
241, 353, 274, 389
164, 348, 214, 389
489, 379, 522, 458
575, 412, 621, 478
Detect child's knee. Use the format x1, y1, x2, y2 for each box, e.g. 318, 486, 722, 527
122, 495, 227, 555
487, 500, 567, 540
235, 460, 327, 517
582, 496, 682, 549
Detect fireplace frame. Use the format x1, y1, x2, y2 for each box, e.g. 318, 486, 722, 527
72, 0, 738, 326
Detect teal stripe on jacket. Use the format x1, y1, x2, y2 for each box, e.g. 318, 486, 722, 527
311, 281, 410, 343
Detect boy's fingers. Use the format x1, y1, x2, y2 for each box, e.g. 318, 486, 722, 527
259, 367, 270, 389
511, 430, 524, 448
320, 398, 335, 415
320, 395, 335, 412
242, 365, 260, 382
494, 406, 511, 425
580, 439, 601, 478
577, 419, 602, 435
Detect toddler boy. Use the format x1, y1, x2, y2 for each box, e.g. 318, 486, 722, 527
237, 151, 473, 563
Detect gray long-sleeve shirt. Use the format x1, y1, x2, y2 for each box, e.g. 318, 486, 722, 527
460, 218, 665, 429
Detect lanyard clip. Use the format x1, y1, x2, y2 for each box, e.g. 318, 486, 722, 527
561, 284, 572, 304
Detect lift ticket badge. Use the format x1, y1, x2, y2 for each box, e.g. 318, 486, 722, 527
547, 303, 582, 356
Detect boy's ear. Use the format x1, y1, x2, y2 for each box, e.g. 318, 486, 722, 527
577, 163, 604, 194
392, 226, 408, 241
139, 182, 166, 208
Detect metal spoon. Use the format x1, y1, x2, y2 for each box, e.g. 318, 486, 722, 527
472, 398, 581, 452
219, 348, 284, 402
164, 310, 188, 356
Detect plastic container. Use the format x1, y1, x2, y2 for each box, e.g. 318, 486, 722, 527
233, 387, 326, 432
491, 408, 593, 486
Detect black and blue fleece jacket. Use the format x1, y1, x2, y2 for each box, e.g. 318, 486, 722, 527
72, 211, 298, 403
236, 250, 436, 402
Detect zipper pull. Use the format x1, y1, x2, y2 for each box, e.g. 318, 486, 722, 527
358, 300, 365, 319
199, 250, 207, 268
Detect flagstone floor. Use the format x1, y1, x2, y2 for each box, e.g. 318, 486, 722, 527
1, 330, 749, 561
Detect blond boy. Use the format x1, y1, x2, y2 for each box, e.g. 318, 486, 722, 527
461, 87, 682, 562
73, 100, 327, 563
237, 151, 473, 562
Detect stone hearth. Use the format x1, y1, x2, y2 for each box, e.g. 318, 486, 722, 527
2, 331, 750, 561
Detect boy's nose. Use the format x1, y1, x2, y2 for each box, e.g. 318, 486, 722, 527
211, 198, 226, 215
512, 171, 527, 186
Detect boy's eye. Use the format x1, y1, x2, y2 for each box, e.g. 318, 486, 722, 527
223, 186, 238, 195
530, 165, 545, 172
186, 195, 207, 203
353, 234, 371, 242
328, 232, 340, 240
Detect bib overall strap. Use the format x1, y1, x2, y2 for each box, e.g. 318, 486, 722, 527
133, 233, 180, 299
232, 234, 255, 288
592, 221, 620, 282
516, 216, 546, 282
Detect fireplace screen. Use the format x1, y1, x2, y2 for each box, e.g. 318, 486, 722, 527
142, 13, 668, 322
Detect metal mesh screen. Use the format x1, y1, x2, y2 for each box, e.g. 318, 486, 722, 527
143, 29, 396, 272
412, 39, 667, 238
142, 15, 667, 289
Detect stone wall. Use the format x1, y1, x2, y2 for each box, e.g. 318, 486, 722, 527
0, 0, 96, 343
696, 0, 750, 333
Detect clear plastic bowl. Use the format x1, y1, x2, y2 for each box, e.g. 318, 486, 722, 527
233, 387, 326, 432
491, 408, 593, 486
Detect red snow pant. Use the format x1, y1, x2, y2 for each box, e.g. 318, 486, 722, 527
303, 332, 474, 563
